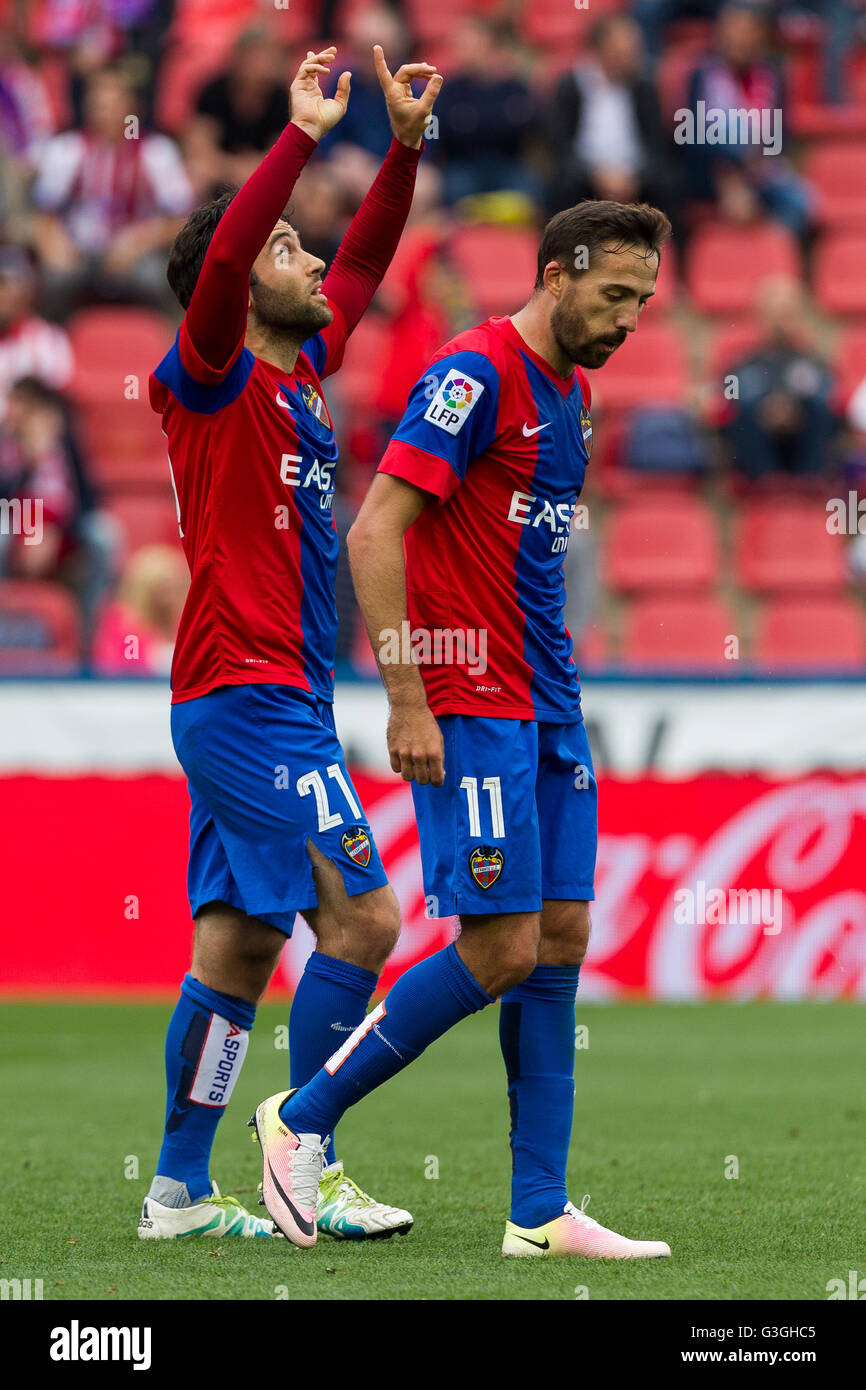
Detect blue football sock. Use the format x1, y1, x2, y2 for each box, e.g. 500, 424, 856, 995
289, 951, 378, 1165
154, 974, 256, 1204
499, 964, 580, 1228
280, 942, 492, 1138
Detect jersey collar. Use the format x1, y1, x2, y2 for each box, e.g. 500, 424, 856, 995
490, 315, 577, 398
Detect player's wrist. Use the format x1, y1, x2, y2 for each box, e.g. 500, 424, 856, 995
390, 130, 425, 153
289, 118, 321, 144
387, 684, 430, 712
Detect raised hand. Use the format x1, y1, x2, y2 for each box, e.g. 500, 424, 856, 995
373, 45, 443, 150
290, 47, 351, 142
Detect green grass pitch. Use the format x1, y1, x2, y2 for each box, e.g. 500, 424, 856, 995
1, 1000, 863, 1301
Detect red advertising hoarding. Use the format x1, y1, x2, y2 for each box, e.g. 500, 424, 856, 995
2, 771, 864, 998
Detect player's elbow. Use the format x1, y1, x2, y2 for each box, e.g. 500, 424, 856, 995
347, 510, 383, 568
345, 514, 367, 567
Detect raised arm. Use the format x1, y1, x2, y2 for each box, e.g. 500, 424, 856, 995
184, 47, 351, 376
322, 46, 442, 336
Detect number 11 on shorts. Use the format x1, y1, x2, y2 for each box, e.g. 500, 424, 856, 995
460, 776, 505, 839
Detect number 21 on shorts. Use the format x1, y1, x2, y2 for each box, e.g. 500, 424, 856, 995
297, 763, 362, 832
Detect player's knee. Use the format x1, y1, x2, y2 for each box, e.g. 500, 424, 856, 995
482, 939, 540, 998
361, 897, 401, 964
334, 886, 401, 972
540, 901, 591, 966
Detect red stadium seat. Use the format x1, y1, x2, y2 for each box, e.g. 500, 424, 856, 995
171, 0, 262, 44
449, 225, 539, 317
586, 321, 688, 411
574, 617, 609, 668
0, 581, 82, 673
788, 49, 866, 139
603, 496, 720, 593
622, 594, 738, 670
520, 0, 626, 48
735, 500, 848, 594
68, 308, 174, 492
813, 233, 866, 317
68, 307, 173, 404
685, 223, 801, 314
754, 596, 866, 671
648, 240, 679, 313
806, 141, 866, 229
109, 495, 181, 559
332, 314, 390, 410
405, 0, 501, 47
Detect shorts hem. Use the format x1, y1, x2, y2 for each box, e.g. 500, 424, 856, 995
454, 892, 543, 916
542, 884, 596, 901
189, 893, 301, 936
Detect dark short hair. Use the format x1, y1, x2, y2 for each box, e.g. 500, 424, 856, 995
535, 201, 672, 290
166, 190, 239, 310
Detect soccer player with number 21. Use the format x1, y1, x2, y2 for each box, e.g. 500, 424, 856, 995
141, 45, 442, 1242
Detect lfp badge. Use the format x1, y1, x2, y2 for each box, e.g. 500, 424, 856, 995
579, 404, 592, 457
341, 826, 371, 868
469, 846, 504, 890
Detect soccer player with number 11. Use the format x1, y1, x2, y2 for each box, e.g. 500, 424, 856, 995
261, 199, 676, 1259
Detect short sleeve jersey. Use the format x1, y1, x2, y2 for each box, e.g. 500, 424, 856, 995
378, 315, 593, 722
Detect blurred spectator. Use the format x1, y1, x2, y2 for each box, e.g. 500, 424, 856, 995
320, 4, 408, 163
0, 375, 117, 639
774, 1, 863, 105
684, 2, 813, 236
0, 375, 82, 581
31, 0, 173, 129
289, 164, 345, 269
633, 0, 726, 57
31, 61, 194, 320
546, 15, 681, 231
92, 542, 187, 676
185, 26, 289, 200
721, 275, 836, 480
425, 16, 541, 206
0, 30, 55, 164
0, 246, 74, 420
0, 31, 56, 238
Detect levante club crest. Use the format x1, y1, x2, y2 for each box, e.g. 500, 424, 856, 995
302, 380, 332, 428
341, 825, 371, 868
469, 845, 504, 889
580, 404, 592, 457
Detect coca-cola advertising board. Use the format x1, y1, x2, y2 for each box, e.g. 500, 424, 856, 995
2, 769, 863, 999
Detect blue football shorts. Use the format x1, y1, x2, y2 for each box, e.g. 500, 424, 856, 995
170, 683, 388, 935
411, 715, 597, 917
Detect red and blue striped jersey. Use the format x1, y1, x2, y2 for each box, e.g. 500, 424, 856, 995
149, 304, 346, 703
378, 315, 593, 722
